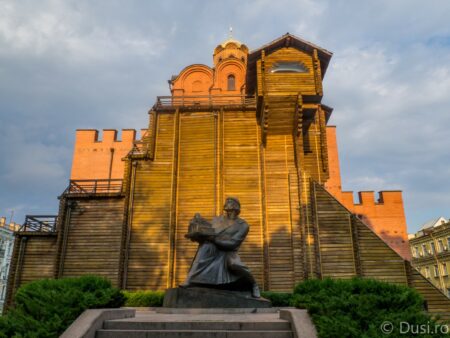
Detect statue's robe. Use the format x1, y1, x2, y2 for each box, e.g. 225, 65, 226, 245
184, 215, 251, 286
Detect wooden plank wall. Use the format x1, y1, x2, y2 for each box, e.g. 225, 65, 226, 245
126, 113, 175, 290
314, 182, 408, 282
174, 112, 216, 285
303, 114, 326, 183
6, 233, 57, 309
125, 109, 304, 291
263, 134, 297, 291
409, 267, 450, 321
223, 111, 265, 287
313, 184, 357, 278
61, 198, 124, 286
17, 235, 57, 285
264, 96, 298, 135
355, 218, 408, 284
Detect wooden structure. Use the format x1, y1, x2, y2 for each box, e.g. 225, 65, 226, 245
5, 33, 450, 318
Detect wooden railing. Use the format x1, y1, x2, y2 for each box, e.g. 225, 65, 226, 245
64, 179, 123, 195
154, 95, 256, 110
19, 215, 58, 232
128, 140, 148, 156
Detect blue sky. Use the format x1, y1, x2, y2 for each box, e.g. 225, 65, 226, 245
0, 0, 449, 233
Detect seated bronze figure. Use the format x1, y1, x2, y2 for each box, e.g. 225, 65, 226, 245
182, 197, 261, 298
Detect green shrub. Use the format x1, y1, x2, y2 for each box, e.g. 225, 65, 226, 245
292, 278, 447, 338
261, 291, 293, 306
123, 290, 165, 307
0, 275, 125, 338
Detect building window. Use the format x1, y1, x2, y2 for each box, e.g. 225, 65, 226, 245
442, 263, 448, 276
447, 237, 450, 250
431, 242, 436, 254
270, 61, 308, 73
434, 265, 439, 277
414, 246, 419, 258
422, 244, 428, 256
227, 74, 236, 91
438, 240, 445, 252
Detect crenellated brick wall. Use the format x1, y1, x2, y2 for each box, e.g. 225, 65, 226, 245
325, 126, 411, 260
70, 129, 147, 180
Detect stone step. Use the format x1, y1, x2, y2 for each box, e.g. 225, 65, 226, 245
96, 329, 293, 338
104, 320, 291, 331
155, 307, 280, 314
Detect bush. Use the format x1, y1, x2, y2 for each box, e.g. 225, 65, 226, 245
261, 291, 293, 306
123, 290, 165, 307
292, 278, 447, 338
0, 275, 125, 338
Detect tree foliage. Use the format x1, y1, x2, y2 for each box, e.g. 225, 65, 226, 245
0, 275, 124, 338
292, 278, 447, 338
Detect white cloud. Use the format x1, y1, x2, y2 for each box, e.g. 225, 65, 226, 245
0, 1, 167, 62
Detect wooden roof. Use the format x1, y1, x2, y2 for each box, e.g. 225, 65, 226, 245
246, 33, 333, 94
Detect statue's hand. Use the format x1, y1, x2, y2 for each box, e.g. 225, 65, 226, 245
205, 234, 216, 242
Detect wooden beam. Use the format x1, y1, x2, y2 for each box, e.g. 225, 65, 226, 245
121, 161, 138, 289
57, 200, 75, 278
318, 105, 329, 178
350, 214, 362, 276
261, 104, 269, 146
258, 134, 270, 290
313, 49, 323, 96
168, 108, 180, 288
311, 181, 323, 279
147, 110, 158, 160
294, 94, 303, 137
3, 234, 23, 312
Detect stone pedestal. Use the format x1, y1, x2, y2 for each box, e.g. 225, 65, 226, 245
163, 287, 272, 308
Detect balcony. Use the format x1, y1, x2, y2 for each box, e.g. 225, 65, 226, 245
154, 95, 257, 111
19, 215, 58, 232
64, 179, 123, 195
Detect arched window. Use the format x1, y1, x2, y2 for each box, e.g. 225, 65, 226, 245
227, 74, 236, 91
270, 61, 308, 73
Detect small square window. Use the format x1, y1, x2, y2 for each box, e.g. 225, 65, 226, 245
442, 263, 448, 276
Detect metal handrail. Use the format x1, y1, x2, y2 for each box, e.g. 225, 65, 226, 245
65, 179, 123, 195
19, 215, 58, 232
155, 95, 256, 109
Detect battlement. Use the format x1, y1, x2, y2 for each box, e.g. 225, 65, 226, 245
71, 128, 147, 181
340, 190, 404, 207
75, 129, 148, 143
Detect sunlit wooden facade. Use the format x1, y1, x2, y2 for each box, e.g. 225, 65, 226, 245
6, 34, 450, 318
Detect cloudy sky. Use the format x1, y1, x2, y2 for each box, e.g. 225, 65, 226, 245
0, 0, 449, 233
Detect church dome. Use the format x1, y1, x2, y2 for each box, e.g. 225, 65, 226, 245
220, 37, 244, 48
213, 34, 248, 66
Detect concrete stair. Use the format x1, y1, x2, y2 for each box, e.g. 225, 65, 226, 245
96, 310, 293, 338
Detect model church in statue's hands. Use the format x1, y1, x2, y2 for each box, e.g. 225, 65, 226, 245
6, 33, 450, 319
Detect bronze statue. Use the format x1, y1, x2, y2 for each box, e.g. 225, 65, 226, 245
182, 197, 261, 298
